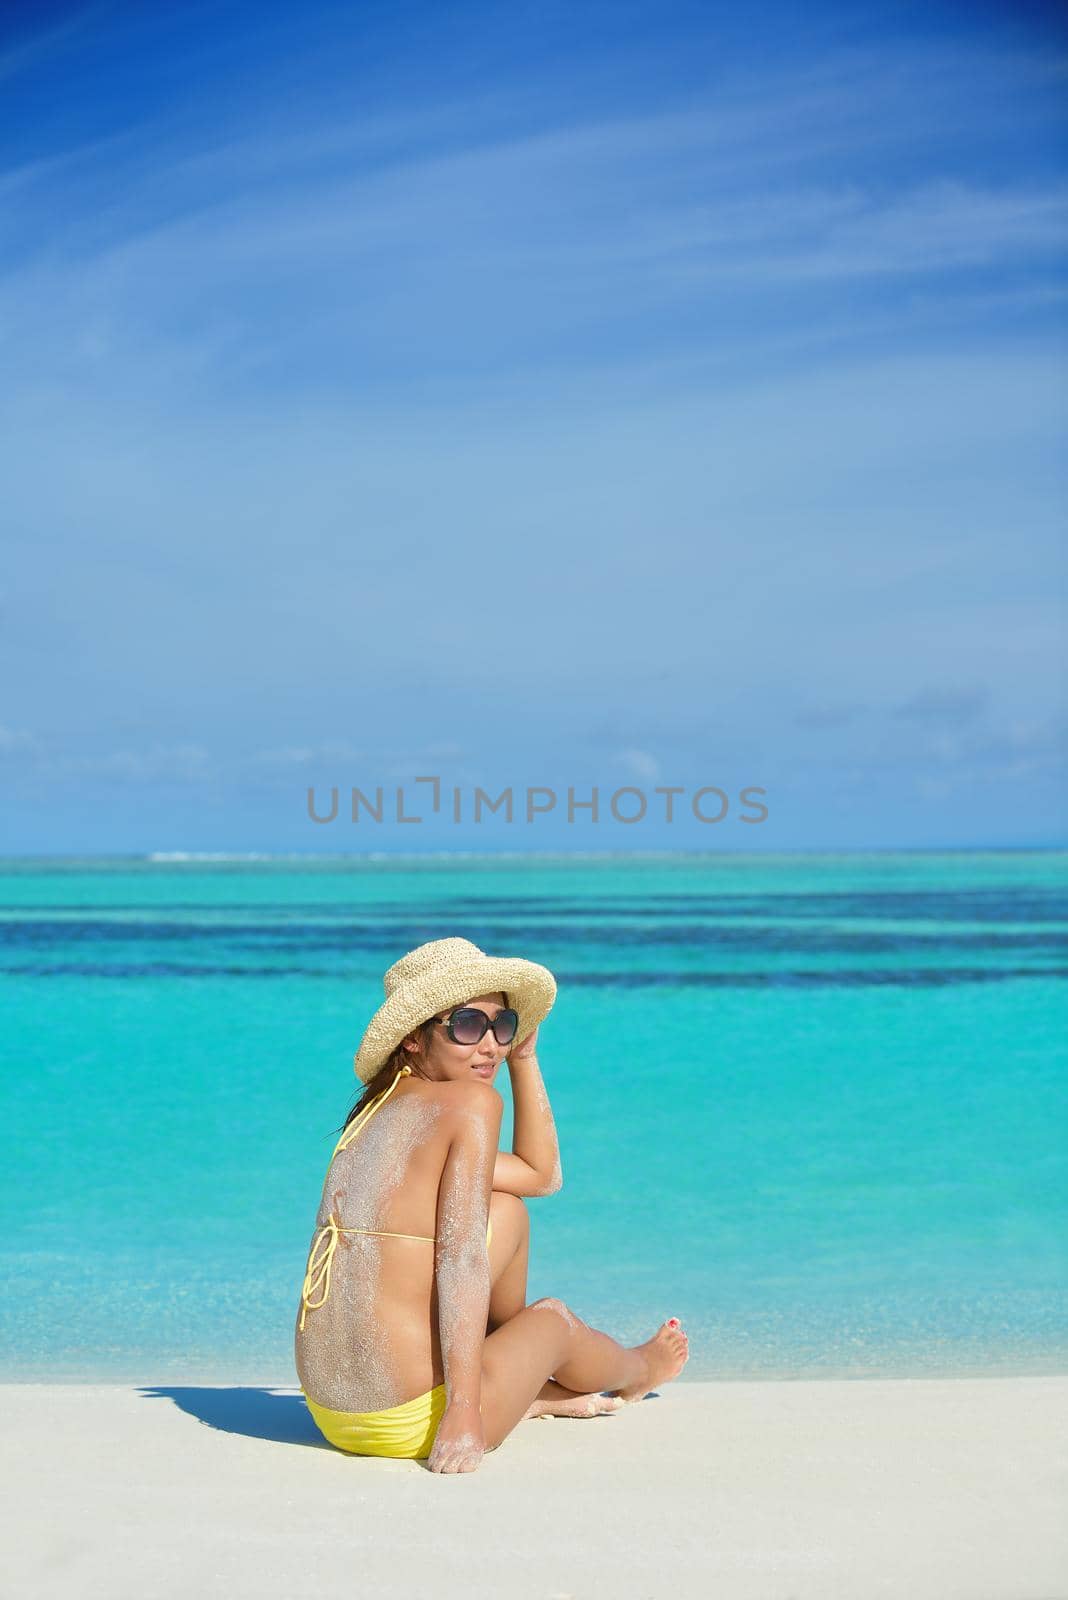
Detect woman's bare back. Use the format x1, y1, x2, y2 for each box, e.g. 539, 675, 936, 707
294, 1076, 468, 1412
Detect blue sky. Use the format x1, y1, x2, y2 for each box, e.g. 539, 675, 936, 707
2, 0, 1066, 853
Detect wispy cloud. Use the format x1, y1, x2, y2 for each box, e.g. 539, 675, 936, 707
892, 686, 990, 723
2, 41, 1064, 400
641, 180, 1068, 285
0, 723, 38, 756
1, 10, 1064, 848
795, 705, 862, 730
67, 743, 213, 783
251, 741, 369, 768
615, 747, 662, 781
0, 4, 103, 85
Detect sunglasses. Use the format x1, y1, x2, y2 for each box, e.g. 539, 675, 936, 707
433, 1006, 519, 1047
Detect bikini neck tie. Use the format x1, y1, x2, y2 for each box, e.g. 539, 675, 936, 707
298, 1063, 412, 1332
332, 1060, 412, 1155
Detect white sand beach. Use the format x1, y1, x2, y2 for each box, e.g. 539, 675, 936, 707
2, 1376, 1065, 1600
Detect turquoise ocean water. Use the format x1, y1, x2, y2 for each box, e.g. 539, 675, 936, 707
2, 851, 1066, 1383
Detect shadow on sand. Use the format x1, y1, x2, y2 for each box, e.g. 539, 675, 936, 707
137, 1383, 658, 1452
138, 1386, 328, 1449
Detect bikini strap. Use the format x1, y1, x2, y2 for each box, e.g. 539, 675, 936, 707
299, 1064, 415, 1332
298, 1217, 339, 1333
331, 1062, 412, 1158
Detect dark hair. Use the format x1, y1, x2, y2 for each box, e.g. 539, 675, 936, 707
333, 1017, 438, 1137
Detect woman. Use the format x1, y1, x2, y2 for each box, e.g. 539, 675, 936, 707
295, 936, 689, 1474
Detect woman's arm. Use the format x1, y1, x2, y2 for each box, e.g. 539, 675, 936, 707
492, 1149, 561, 1197
433, 1082, 503, 1411
494, 1028, 562, 1197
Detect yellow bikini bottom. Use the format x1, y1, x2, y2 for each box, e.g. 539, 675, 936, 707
304, 1383, 448, 1459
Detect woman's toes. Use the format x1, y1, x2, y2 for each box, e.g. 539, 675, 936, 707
618, 1318, 689, 1402
526, 1390, 626, 1420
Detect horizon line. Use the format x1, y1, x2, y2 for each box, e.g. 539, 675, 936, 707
0, 844, 1065, 864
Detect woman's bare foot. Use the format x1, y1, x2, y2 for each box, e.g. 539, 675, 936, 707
614, 1318, 689, 1403
523, 1384, 624, 1421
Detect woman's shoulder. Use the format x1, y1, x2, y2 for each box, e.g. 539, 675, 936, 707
407, 1076, 503, 1120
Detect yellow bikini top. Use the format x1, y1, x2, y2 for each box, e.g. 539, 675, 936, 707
298, 1063, 435, 1333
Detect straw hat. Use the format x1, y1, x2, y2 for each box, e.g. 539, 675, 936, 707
353, 937, 557, 1083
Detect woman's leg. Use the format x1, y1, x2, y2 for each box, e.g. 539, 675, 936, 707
479, 1299, 689, 1451
486, 1192, 626, 1417
487, 1191, 530, 1330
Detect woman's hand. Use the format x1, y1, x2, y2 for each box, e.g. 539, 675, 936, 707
509, 1025, 539, 1061
427, 1398, 485, 1474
